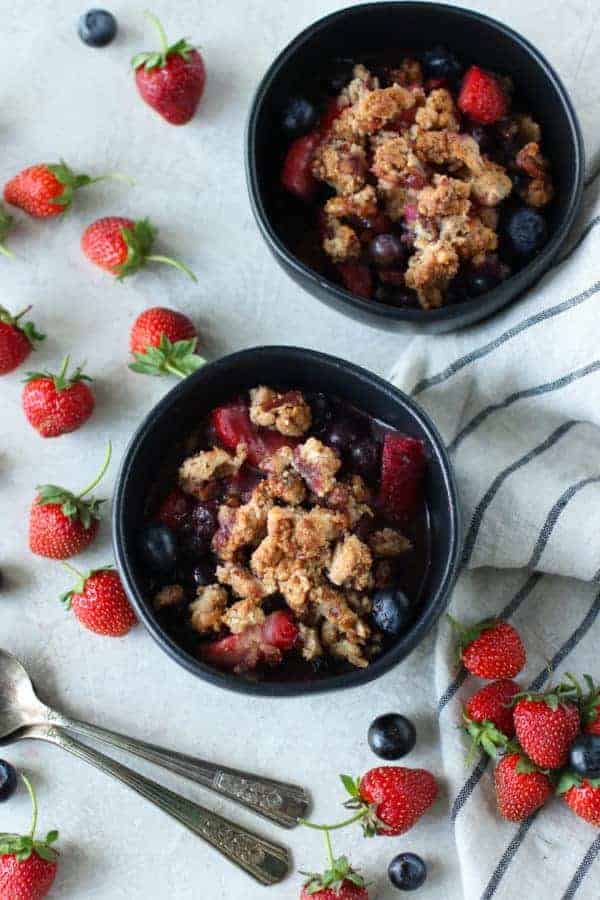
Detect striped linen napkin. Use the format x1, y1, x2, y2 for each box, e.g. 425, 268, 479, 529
390, 168, 600, 899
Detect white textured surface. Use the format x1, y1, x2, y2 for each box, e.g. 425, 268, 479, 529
0, 1, 596, 897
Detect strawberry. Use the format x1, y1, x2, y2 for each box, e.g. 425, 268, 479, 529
155, 489, 193, 530
379, 434, 426, 522
579, 675, 600, 735
0, 305, 45, 375
494, 752, 553, 821
458, 65, 508, 124
342, 766, 438, 837
81, 217, 196, 281
201, 610, 298, 670
337, 263, 373, 300
0, 204, 14, 257
212, 399, 299, 467
4, 160, 126, 218
513, 686, 581, 769
0, 774, 59, 900
464, 678, 520, 757
29, 443, 111, 559
281, 132, 321, 199
558, 772, 600, 826
129, 307, 205, 378
132, 13, 206, 125
61, 565, 137, 637
319, 97, 343, 135
449, 617, 526, 679
300, 858, 368, 900
22, 356, 95, 438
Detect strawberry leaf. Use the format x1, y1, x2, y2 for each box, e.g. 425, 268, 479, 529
340, 774, 360, 799
557, 771, 582, 794
129, 335, 206, 379
24, 356, 92, 391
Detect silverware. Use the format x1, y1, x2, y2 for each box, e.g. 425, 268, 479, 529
0, 648, 309, 827
2, 723, 289, 886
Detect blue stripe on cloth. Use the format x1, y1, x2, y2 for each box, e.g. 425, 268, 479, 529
561, 834, 600, 899
480, 816, 539, 900
528, 476, 600, 569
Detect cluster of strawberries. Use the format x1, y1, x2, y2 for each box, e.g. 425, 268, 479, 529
454, 617, 600, 825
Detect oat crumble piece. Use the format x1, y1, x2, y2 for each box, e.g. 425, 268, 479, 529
470, 163, 512, 207
405, 240, 460, 309
216, 562, 270, 602
369, 528, 412, 557
415, 88, 460, 132
328, 534, 374, 591
180, 444, 247, 496
417, 175, 471, 218
259, 445, 294, 476
299, 623, 324, 661
339, 63, 380, 107
189, 585, 228, 634
324, 185, 379, 221
388, 58, 423, 87
516, 142, 554, 207
249, 387, 312, 437
211, 487, 272, 560
292, 437, 342, 497
323, 220, 362, 263
353, 84, 417, 135
222, 598, 266, 634
312, 139, 368, 195
153, 584, 185, 610
321, 620, 369, 668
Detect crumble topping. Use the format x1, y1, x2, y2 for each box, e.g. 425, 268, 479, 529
369, 527, 412, 557
153, 584, 185, 610
249, 386, 312, 436
180, 445, 246, 497
292, 437, 341, 497
189, 585, 228, 634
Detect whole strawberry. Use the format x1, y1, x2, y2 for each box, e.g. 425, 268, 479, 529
299, 823, 367, 900
4, 160, 126, 218
0, 204, 14, 257
494, 752, 553, 821
0, 305, 45, 375
558, 772, 600, 826
22, 356, 95, 437
513, 685, 581, 769
129, 307, 205, 378
449, 616, 526, 679
0, 774, 59, 900
464, 678, 520, 758
29, 443, 111, 559
343, 767, 438, 837
580, 675, 600, 735
81, 216, 196, 281
61, 565, 137, 636
132, 13, 206, 125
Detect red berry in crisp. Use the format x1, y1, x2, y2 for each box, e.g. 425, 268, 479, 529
0, 774, 59, 900
450, 617, 526, 679
337, 262, 373, 299
458, 65, 508, 124
281, 131, 321, 199
129, 306, 205, 378
464, 678, 520, 743
513, 688, 581, 770
132, 13, 206, 125
343, 766, 437, 837
0, 305, 45, 375
3, 160, 122, 218
155, 488, 192, 530
319, 97, 343, 135
559, 775, 600, 826
494, 752, 553, 822
212, 399, 299, 467
29, 443, 111, 559
201, 611, 298, 670
61, 566, 137, 637
81, 217, 196, 281
379, 433, 426, 522
22, 356, 95, 438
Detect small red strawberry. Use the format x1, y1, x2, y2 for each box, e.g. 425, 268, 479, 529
494, 752, 553, 822
300, 859, 367, 900
29, 443, 111, 559
4, 160, 127, 218
337, 262, 374, 300
22, 356, 95, 437
281, 132, 321, 199
558, 772, 600, 826
580, 675, 600, 735
0, 774, 59, 900
0, 305, 45, 375
61, 565, 137, 637
132, 13, 206, 125
458, 65, 508, 124
449, 617, 526, 679
0, 204, 14, 257
82, 216, 196, 281
129, 306, 205, 378
342, 767, 438, 837
513, 685, 581, 769
379, 433, 426, 522
464, 678, 520, 757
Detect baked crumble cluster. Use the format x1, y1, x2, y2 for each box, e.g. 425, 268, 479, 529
280, 53, 554, 309
148, 386, 426, 678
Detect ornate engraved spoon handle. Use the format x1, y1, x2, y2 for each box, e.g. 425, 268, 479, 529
39, 726, 289, 886
47, 710, 309, 828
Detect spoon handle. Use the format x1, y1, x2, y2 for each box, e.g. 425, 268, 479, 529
47, 711, 308, 828
38, 725, 289, 886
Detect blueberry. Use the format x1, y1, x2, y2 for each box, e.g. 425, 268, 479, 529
139, 524, 178, 573
323, 416, 363, 454
503, 207, 548, 258
350, 439, 380, 481
569, 734, 600, 779
308, 393, 333, 433
281, 97, 318, 138
184, 503, 218, 555
77, 9, 117, 47
369, 233, 405, 268
0, 760, 17, 802
466, 267, 501, 298
422, 45, 463, 82
467, 124, 496, 157
325, 59, 355, 94
368, 713, 416, 760
388, 853, 427, 891
372, 587, 412, 637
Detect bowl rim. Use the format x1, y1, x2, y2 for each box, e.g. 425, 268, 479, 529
245, 1, 585, 326
112, 345, 462, 697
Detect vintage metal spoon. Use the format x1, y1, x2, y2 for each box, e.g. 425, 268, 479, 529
1, 722, 289, 885
0, 648, 309, 828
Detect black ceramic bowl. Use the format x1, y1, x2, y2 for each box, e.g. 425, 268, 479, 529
246, 2, 584, 333
113, 347, 461, 696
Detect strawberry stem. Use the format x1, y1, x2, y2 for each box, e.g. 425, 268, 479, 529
0, 243, 14, 259
13, 305, 33, 324
145, 254, 197, 282
58, 355, 70, 381
77, 442, 112, 499
144, 10, 169, 56
299, 810, 368, 832
21, 775, 38, 840
87, 172, 135, 188
61, 561, 84, 579
323, 829, 334, 869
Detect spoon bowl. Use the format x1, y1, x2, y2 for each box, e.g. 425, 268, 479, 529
0, 649, 49, 740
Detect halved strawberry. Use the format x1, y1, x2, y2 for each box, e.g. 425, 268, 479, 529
337, 263, 373, 299
211, 399, 298, 467
201, 611, 298, 671
379, 433, 426, 521
458, 65, 508, 124
319, 97, 343, 135
281, 132, 321, 200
